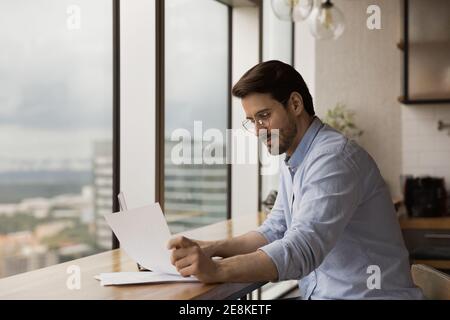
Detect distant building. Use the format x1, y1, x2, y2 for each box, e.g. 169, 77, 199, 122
57, 243, 93, 262
18, 198, 51, 219
164, 139, 228, 234
0, 232, 57, 278
0, 250, 58, 278
34, 221, 75, 241
92, 141, 113, 250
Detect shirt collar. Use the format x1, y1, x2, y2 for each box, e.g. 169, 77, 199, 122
285, 116, 324, 172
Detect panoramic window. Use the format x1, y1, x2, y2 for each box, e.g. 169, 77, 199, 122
0, 0, 113, 278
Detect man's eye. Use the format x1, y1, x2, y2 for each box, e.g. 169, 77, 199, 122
260, 112, 270, 119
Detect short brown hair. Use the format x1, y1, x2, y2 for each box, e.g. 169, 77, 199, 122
232, 60, 315, 116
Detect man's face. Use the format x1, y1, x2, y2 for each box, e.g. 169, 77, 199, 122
242, 93, 298, 155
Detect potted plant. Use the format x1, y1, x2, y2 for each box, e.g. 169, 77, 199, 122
323, 103, 363, 140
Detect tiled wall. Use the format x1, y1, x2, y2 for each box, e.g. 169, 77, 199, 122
402, 105, 450, 189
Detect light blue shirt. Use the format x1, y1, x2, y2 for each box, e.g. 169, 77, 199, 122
256, 117, 423, 300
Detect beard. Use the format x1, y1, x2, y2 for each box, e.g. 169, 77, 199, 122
260, 117, 297, 155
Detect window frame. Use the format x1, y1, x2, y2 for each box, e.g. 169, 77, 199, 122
112, 0, 121, 249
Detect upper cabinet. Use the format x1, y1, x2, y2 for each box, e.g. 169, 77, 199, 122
399, 0, 450, 104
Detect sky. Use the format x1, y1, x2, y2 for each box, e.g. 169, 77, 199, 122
0, 0, 288, 173
165, 0, 229, 135
0, 0, 112, 172
0, 0, 232, 172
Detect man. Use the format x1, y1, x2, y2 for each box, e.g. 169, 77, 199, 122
168, 60, 423, 299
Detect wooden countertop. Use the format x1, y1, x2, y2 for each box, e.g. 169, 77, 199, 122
399, 215, 450, 230
0, 213, 267, 300
5, 207, 450, 299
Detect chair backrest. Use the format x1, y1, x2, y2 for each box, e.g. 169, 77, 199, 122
411, 264, 450, 300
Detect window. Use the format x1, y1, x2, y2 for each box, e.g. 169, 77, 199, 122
163, 0, 230, 233
0, 0, 114, 278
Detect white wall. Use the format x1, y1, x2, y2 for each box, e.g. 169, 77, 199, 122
294, 0, 450, 196
120, 0, 156, 208
294, 21, 315, 99
295, 0, 404, 197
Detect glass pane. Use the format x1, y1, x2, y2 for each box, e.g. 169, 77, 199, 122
165, 0, 229, 233
0, 0, 113, 278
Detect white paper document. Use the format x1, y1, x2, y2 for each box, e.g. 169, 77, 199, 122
104, 203, 178, 275
95, 272, 199, 286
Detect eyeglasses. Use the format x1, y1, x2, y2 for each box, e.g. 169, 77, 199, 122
242, 97, 292, 134
242, 110, 272, 134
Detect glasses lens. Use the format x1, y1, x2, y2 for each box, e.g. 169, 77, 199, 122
242, 119, 255, 133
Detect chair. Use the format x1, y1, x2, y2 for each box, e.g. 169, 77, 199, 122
411, 264, 450, 300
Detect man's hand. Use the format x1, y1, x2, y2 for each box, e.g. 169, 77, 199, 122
168, 236, 222, 284
192, 239, 217, 258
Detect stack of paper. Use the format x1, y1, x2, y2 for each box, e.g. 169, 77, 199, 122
95, 272, 199, 286
97, 203, 199, 286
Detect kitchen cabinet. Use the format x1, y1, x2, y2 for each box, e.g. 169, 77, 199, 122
399, 0, 450, 104
399, 215, 450, 272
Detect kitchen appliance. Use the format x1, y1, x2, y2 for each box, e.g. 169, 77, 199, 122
404, 176, 448, 217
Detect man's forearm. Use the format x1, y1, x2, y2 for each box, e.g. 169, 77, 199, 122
204, 231, 268, 258
216, 249, 278, 283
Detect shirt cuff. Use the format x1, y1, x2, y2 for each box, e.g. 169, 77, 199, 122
258, 240, 290, 281
255, 224, 279, 244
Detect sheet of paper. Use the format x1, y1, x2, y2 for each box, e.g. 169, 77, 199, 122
104, 203, 178, 275
95, 272, 199, 286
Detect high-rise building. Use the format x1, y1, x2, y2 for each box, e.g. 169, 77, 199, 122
0, 232, 58, 278
164, 139, 228, 234
92, 141, 113, 250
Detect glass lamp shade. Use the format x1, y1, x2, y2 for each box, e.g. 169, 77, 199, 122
271, 0, 313, 22
308, 0, 345, 40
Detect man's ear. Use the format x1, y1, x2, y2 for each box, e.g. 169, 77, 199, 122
289, 92, 304, 116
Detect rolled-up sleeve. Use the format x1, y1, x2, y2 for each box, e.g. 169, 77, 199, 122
255, 174, 287, 244
259, 150, 361, 281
